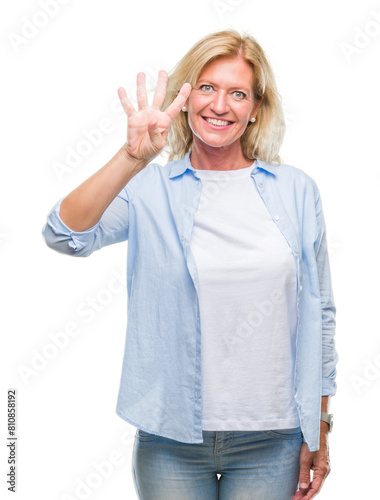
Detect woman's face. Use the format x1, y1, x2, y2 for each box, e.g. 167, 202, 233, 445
187, 55, 260, 150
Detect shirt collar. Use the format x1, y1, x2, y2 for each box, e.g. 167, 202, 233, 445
168, 151, 278, 178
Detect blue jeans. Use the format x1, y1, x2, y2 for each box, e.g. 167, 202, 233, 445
132, 427, 303, 499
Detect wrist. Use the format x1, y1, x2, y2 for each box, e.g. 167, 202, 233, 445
320, 420, 330, 435
121, 144, 149, 171
320, 411, 333, 433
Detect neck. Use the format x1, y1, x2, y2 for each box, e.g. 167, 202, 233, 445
190, 137, 254, 170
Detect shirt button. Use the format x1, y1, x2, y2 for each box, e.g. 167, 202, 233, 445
253, 168, 258, 174
274, 215, 280, 221
300, 285, 303, 291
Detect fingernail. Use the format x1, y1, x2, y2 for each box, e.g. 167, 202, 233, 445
300, 482, 308, 489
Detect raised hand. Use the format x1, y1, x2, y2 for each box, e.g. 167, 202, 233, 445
118, 71, 191, 162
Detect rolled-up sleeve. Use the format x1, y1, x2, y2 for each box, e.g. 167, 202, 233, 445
313, 185, 338, 396
42, 187, 130, 257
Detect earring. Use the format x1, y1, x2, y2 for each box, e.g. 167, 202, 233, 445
250, 117, 256, 123
182, 106, 187, 112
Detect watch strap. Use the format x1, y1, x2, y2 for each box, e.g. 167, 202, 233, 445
320, 412, 333, 432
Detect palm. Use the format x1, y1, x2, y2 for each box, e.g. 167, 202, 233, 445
126, 107, 171, 160
118, 71, 191, 161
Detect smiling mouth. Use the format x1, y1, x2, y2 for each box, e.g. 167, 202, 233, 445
202, 117, 234, 127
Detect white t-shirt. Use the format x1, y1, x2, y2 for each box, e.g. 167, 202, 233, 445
189, 161, 300, 431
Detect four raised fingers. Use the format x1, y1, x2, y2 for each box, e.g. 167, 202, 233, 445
118, 72, 191, 124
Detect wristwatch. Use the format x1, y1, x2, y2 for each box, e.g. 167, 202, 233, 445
320, 412, 333, 432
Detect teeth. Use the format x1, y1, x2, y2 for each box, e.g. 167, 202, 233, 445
204, 117, 232, 126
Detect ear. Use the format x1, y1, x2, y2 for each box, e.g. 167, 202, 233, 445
182, 95, 190, 112
250, 95, 264, 121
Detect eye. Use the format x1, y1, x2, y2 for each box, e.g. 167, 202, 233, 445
231, 91, 246, 100
199, 84, 214, 93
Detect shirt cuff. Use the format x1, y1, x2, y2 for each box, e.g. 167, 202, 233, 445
322, 374, 337, 397
45, 198, 100, 253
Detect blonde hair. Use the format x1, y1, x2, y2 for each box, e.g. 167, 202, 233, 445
162, 29, 285, 164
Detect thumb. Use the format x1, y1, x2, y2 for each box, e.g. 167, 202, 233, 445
298, 463, 311, 490
148, 120, 167, 147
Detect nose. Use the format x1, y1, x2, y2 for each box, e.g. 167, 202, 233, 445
210, 90, 230, 115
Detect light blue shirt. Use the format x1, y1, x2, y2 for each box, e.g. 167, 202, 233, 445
42, 151, 338, 452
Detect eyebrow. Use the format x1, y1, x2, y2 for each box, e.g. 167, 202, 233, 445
196, 80, 252, 93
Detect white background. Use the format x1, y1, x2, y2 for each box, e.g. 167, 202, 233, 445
1, 0, 379, 498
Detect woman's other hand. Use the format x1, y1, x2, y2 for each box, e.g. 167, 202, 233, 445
292, 425, 331, 500
118, 71, 191, 162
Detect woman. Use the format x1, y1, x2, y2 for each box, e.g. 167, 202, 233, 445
42, 29, 338, 500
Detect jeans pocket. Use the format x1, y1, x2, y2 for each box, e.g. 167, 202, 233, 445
264, 427, 302, 440
136, 428, 162, 442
